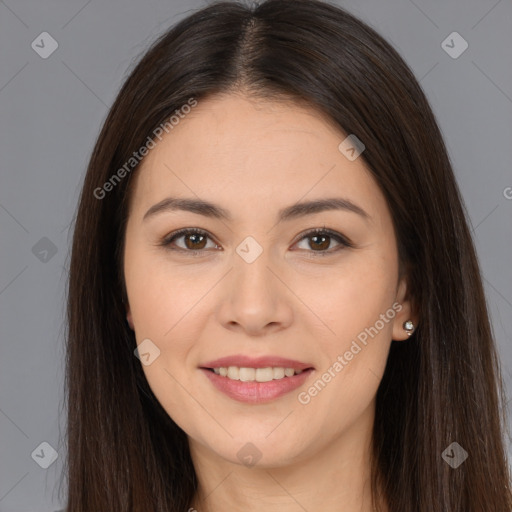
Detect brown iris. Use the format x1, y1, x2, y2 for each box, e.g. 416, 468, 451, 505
184, 233, 208, 250
308, 234, 330, 251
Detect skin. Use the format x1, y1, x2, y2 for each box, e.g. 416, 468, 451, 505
123, 93, 417, 512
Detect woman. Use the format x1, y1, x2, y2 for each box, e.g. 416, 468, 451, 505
62, 0, 512, 510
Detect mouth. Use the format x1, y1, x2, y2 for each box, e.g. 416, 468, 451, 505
199, 355, 315, 403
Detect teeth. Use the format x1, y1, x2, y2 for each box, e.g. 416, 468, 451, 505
273, 367, 285, 379
227, 366, 239, 380
211, 366, 305, 382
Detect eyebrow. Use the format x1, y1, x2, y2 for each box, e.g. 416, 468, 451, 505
143, 196, 370, 223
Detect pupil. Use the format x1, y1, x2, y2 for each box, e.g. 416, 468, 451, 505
311, 235, 329, 250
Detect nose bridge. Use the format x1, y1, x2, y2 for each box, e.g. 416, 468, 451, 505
215, 232, 294, 334
233, 234, 274, 301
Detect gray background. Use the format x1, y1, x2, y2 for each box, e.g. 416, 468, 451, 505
1, 0, 511, 510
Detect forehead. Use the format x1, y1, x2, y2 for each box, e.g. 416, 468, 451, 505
127, 94, 384, 221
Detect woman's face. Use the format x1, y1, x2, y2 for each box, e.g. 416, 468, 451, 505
123, 93, 414, 468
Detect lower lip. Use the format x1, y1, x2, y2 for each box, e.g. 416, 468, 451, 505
200, 368, 314, 404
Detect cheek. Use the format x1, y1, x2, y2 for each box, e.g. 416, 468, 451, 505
124, 249, 189, 375
125, 243, 201, 333
125, 256, 207, 426
299, 254, 397, 410
301, 252, 398, 344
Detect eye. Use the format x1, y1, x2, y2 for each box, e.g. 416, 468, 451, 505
292, 227, 353, 256
159, 226, 352, 257
160, 228, 220, 255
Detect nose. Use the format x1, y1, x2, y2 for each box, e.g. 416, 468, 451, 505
215, 246, 294, 336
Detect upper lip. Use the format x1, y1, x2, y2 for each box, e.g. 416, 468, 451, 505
201, 355, 314, 371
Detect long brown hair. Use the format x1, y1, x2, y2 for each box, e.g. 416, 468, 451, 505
62, 0, 512, 509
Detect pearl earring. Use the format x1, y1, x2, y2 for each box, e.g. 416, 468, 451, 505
403, 320, 415, 336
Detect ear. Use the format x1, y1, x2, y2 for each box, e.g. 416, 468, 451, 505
392, 276, 418, 341
125, 303, 134, 331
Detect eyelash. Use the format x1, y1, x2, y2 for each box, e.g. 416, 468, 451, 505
159, 226, 353, 257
